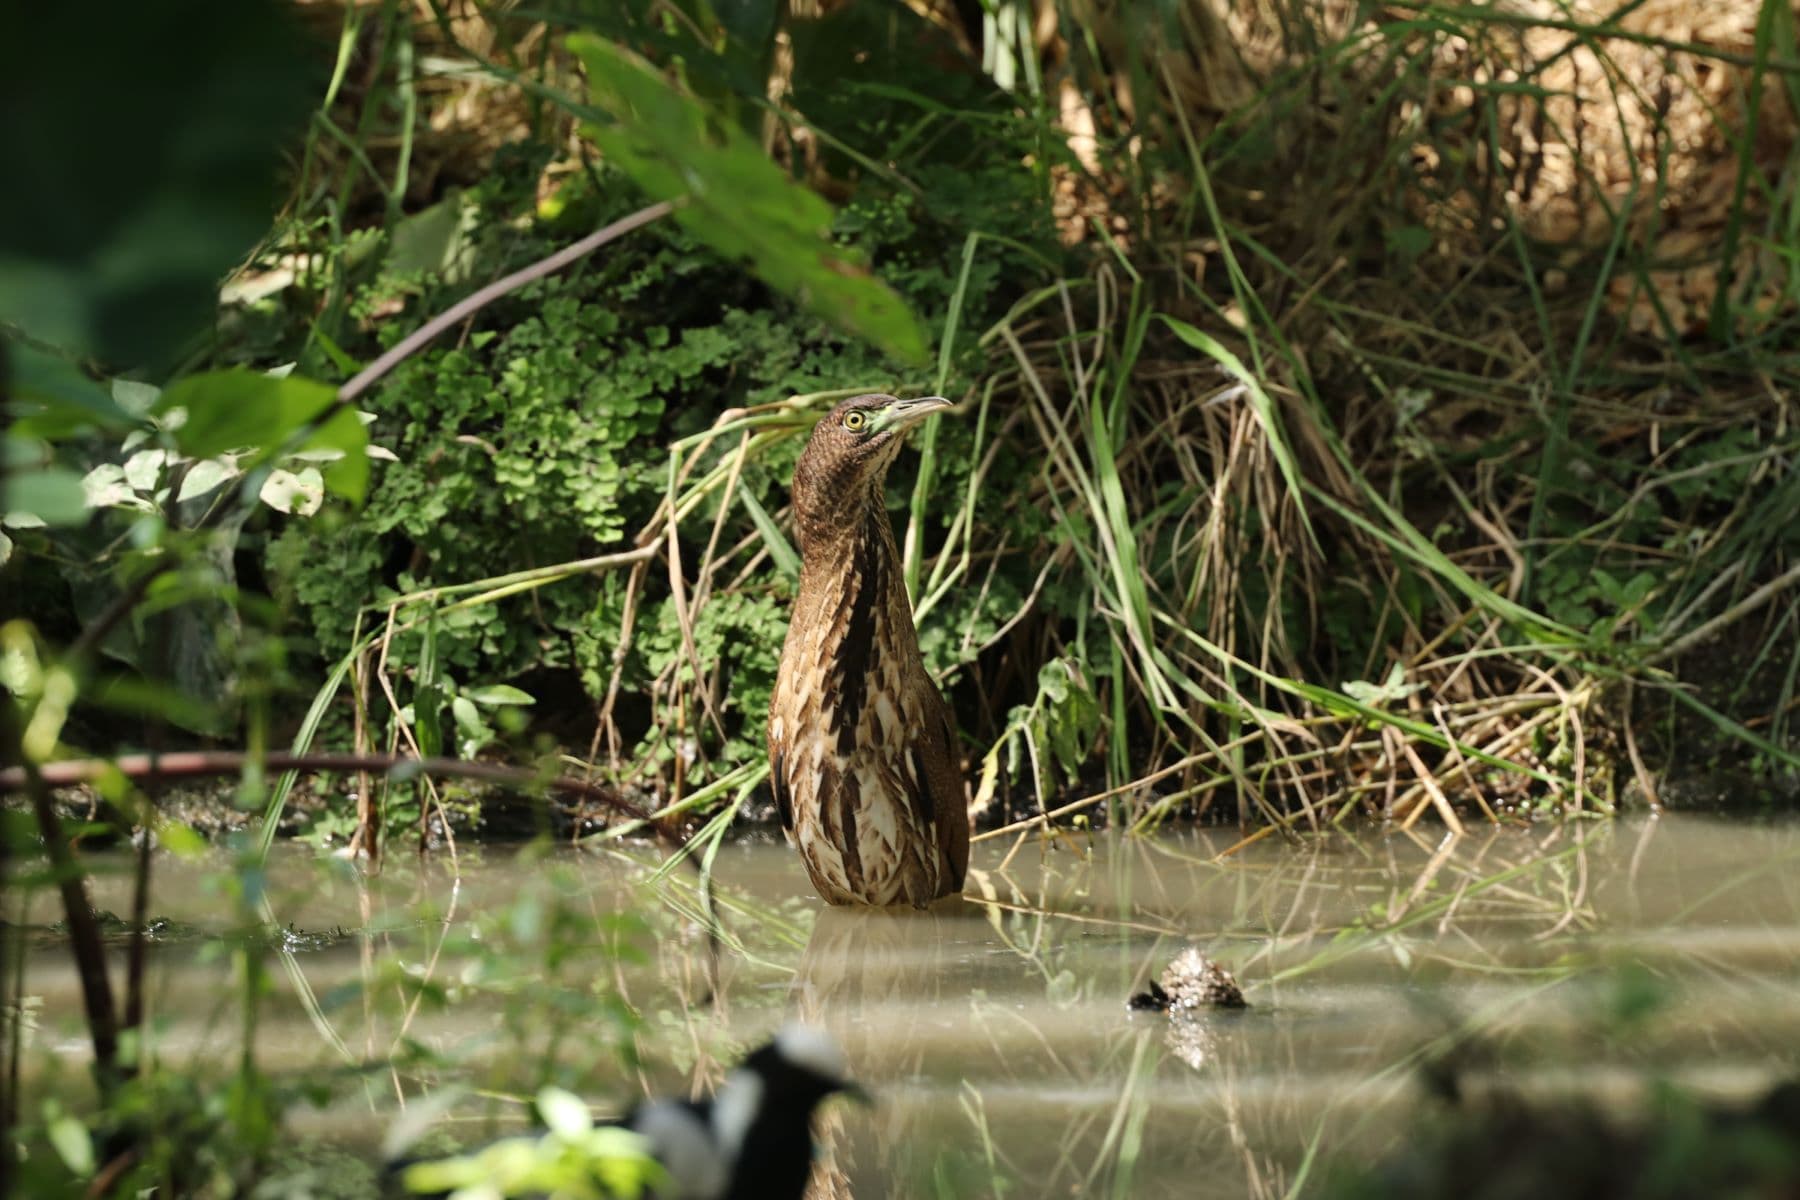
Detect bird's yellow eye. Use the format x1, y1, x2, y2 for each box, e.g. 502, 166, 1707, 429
843, 411, 868, 432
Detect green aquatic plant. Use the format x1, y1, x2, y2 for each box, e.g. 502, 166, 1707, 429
395, 1093, 663, 1200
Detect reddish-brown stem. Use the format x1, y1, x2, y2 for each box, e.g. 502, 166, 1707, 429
1, 752, 652, 821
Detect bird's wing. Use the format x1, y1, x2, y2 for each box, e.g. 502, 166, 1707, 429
769, 746, 792, 833
889, 674, 966, 893
928, 696, 969, 889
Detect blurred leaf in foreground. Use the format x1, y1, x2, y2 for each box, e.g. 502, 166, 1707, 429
0, 0, 318, 367
568, 34, 926, 364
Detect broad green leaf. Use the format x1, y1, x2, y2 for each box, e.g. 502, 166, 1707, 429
112, 378, 162, 415
388, 190, 478, 281
465, 684, 536, 707
123, 448, 166, 491
3, 464, 89, 526
310, 405, 371, 503
157, 820, 208, 860
4, 343, 134, 437
568, 34, 926, 363
582, 1127, 665, 1197
90, 674, 223, 731
536, 1087, 592, 1139
456, 699, 498, 758
1341, 661, 1424, 705
177, 457, 239, 502
259, 467, 324, 515
156, 369, 337, 459
46, 1112, 94, 1178
451, 696, 484, 734
80, 463, 144, 510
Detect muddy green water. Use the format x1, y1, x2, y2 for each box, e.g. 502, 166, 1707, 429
20, 815, 1800, 1196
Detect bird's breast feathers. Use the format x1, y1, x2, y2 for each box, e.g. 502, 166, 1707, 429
769, 568, 946, 905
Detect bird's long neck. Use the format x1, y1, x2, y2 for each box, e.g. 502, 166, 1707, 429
815, 496, 894, 567
792, 469, 907, 601
800, 484, 904, 612
791, 483, 915, 753
793, 467, 888, 559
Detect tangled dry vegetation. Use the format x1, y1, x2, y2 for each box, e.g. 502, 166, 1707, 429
1410, 0, 1799, 339
1048, 0, 1798, 330
950, 0, 1800, 830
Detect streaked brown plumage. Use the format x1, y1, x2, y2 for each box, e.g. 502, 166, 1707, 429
767, 394, 969, 907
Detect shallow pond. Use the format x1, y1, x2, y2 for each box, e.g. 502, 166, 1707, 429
21, 814, 1800, 1196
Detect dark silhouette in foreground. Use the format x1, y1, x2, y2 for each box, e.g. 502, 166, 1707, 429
391, 1024, 864, 1199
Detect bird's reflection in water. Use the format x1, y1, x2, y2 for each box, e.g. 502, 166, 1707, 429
788, 900, 967, 1200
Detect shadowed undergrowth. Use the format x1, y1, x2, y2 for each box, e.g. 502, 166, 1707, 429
270, 0, 1799, 846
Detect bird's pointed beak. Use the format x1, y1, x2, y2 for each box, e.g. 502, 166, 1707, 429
877, 395, 953, 433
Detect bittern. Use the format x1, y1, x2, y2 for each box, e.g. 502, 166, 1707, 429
768, 394, 969, 907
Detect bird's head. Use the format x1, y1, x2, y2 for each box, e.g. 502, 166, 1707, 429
742, 1024, 869, 1108
791, 393, 951, 547
711, 1023, 869, 1174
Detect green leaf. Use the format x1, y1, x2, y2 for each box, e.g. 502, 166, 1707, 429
259, 467, 324, 515
307, 322, 361, 377
739, 487, 800, 580
123, 449, 166, 492
156, 369, 338, 459
309, 405, 371, 503
415, 619, 445, 760
112, 378, 162, 416
46, 1112, 94, 1178
157, 820, 208, 860
1341, 662, 1424, 706
4, 344, 135, 437
568, 34, 926, 363
3, 464, 89, 526
465, 684, 536, 707
89, 674, 224, 731
173, 455, 237, 503
451, 696, 484, 735
536, 1087, 592, 1139
1385, 223, 1433, 265
387, 190, 478, 281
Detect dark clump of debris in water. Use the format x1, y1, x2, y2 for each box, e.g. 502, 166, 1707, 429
1129, 947, 1247, 1013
